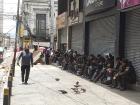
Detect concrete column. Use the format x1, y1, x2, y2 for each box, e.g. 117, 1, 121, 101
66, 14, 69, 50
66, 0, 69, 50
50, 0, 55, 48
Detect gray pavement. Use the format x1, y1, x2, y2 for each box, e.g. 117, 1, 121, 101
11, 65, 140, 105
0, 50, 14, 104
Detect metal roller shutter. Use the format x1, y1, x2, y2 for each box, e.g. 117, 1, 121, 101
125, 9, 140, 83
89, 15, 116, 56
60, 28, 67, 44
71, 24, 84, 53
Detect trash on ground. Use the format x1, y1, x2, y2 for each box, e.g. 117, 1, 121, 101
55, 78, 60, 81
58, 90, 68, 94
71, 81, 86, 94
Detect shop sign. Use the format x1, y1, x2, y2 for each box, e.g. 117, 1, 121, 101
18, 22, 25, 37
33, 42, 50, 47
118, 0, 140, 9
23, 37, 31, 48
69, 0, 80, 25
24, 37, 31, 43
85, 0, 116, 15
86, 0, 104, 7
68, 12, 83, 26
56, 12, 67, 29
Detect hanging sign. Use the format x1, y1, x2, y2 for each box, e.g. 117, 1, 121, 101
85, 0, 116, 15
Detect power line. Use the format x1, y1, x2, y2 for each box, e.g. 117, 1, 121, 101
4, 3, 17, 4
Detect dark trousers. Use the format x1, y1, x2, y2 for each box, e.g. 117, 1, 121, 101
118, 75, 128, 89
21, 65, 30, 83
45, 56, 50, 64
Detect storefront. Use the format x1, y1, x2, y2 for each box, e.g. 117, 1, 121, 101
118, 0, 140, 83
85, 0, 117, 56
71, 23, 83, 53
68, 0, 84, 54
58, 28, 67, 50
57, 12, 68, 51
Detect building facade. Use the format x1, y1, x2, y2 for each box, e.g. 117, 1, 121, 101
57, 0, 68, 51
68, 0, 84, 54
21, 0, 57, 48
118, 0, 140, 84
57, 0, 140, 84
57, 0, 84, 52
0, 34, 10, 47
85, 0, 117, 56
0, 0, 3, 34
0, 0, 3, 46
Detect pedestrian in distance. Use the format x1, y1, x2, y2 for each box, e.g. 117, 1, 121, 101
43, 47, 50, 65
17, 48, 33, 85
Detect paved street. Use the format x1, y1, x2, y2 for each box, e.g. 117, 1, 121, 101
0, 49, 14, 104
11, 65, 140, 105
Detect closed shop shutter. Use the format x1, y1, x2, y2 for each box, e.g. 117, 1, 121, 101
89, 15, 116, 56
71, 24, 84, 53
125, 9, 140, 83
60, 28, 67, 44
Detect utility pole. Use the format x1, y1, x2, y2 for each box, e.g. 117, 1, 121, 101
50, 0, 55, 48
12, 0, 20, 76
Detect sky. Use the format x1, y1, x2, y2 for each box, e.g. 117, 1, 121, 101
3, 0, 22, 38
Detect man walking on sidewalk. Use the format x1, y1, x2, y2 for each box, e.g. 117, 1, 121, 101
17, 48, 33, 84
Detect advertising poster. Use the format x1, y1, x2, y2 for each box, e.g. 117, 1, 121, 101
69, 0, 79, 25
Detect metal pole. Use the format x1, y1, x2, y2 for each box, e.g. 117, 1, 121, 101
83, 0, 87, 55
50, 0, 55, 48
66, 0, 69, 51
12, 0, 20, 76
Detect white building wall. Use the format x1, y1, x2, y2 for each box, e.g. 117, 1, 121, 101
0, 0, 3, 34
22, 0, 58, 42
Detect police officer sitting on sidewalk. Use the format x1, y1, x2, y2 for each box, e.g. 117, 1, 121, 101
113, 59, 136, 91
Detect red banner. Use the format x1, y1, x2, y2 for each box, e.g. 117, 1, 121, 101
118, 0, 140, 9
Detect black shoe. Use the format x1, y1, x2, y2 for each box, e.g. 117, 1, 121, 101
120, 88, 126, 91
116, 86, 121, 89
24, 82, 28, 85
93, 80, 97, 83
110, 85, 117, 88
120, 87, 126, 91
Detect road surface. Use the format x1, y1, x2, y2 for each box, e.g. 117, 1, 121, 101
0, 48, 14, 104
11, 65, 140, 105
